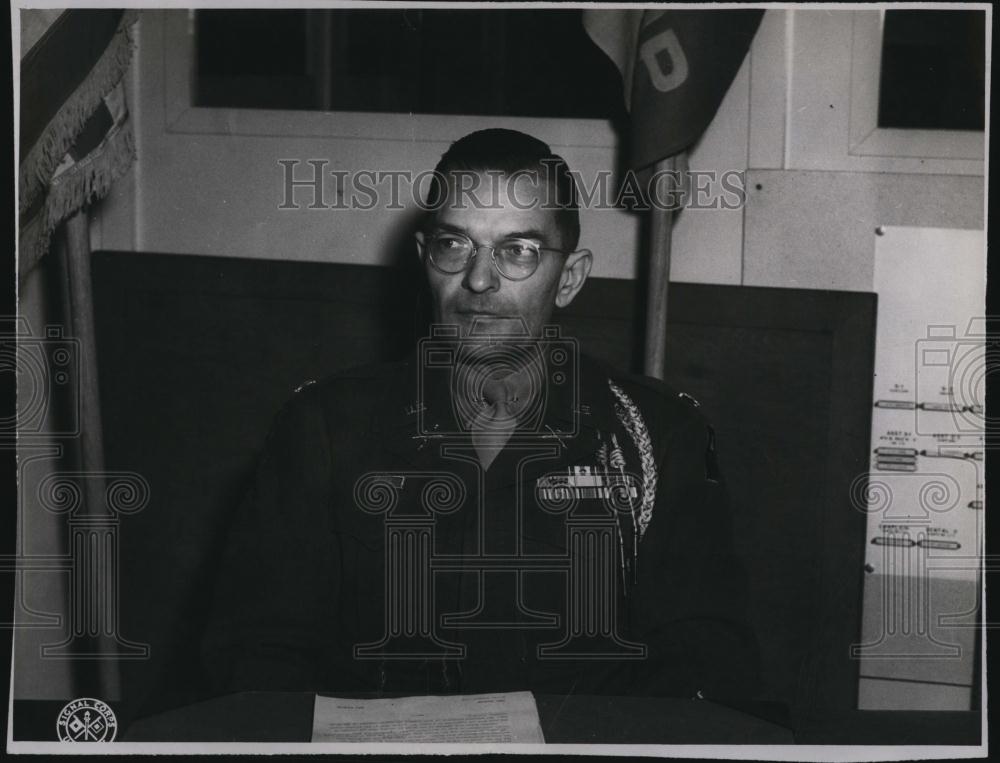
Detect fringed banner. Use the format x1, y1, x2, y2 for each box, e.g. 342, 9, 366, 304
582, 9, 763, 169
18, 9, 139, 279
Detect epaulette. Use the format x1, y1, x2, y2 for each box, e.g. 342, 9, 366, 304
678, 391, 701, 408
293, 378, 317, 394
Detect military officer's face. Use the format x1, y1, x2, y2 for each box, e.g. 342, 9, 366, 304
416, 171, 592, 340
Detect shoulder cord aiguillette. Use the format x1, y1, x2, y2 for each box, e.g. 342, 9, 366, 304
607, 379, 658, 540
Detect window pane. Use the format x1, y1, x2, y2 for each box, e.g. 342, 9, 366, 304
195, 10, 316, 110
878, 10, 985, 131
194, 9, 627, 121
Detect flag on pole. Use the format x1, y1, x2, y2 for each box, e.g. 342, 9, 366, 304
584, 9, 764, 378
18, 9, 139, 279
584, 9, 764, 168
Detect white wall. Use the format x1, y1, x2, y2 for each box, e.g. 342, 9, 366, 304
95, 9, 767, 284
95, 9, 984, 291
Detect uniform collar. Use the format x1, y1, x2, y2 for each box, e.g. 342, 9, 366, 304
374, 344, 606, 467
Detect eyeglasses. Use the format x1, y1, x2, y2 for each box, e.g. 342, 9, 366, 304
420, 231, 576, 281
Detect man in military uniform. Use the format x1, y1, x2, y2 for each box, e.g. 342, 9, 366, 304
202, 129, 759, 701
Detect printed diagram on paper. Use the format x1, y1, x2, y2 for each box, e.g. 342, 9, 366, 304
866, 226, 986, 584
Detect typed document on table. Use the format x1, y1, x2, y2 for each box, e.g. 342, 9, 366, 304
311, 691, 545, 743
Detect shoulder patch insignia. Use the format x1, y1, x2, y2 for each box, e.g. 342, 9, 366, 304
678, 392, 701, 408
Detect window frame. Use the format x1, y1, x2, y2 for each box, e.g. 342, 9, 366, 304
163, 9, 619, 149
847, 10, 984, 161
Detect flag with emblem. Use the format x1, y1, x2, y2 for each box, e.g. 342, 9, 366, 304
583, 9, 764, 168
18, 9, 138, 278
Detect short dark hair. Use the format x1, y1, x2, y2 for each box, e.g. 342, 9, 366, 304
424, 128, 581, 251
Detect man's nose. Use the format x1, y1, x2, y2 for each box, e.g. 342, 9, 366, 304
462, 247, 500, 293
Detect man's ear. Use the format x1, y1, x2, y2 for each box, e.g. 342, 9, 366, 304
414, 231, 425, 263
554, 249, 593, 308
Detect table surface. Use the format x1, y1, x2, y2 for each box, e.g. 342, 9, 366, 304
13, 693, 982, 746
121, 692, 796, 744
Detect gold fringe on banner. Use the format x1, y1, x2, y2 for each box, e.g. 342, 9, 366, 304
19, 94, 137, 277
19, 10, 138, 215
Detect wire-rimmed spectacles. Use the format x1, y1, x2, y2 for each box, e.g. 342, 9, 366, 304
420, 230, 578, 281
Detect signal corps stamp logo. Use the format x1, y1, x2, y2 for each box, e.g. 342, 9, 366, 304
56, 697, 117, 742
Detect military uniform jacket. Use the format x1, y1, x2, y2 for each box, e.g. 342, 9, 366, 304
202, 351, 760, 700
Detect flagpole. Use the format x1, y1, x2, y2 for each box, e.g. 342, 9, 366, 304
62, 209, 123, 702
643, 155, 675, 380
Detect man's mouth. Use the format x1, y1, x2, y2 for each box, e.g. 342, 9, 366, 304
450, 313, 531, 338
